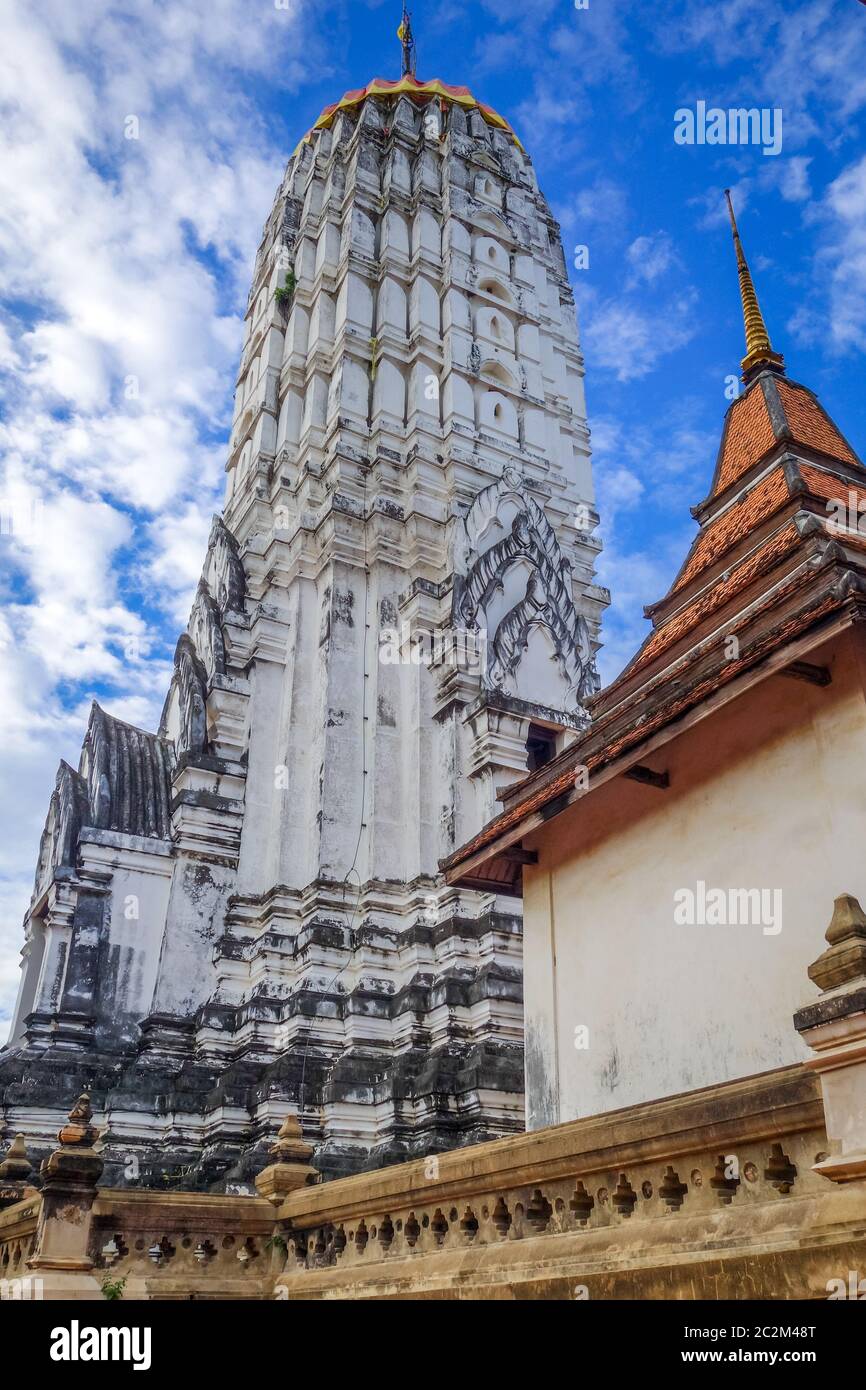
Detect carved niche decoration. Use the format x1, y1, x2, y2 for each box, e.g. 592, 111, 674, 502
452, 467, 598, 707
83, 702, 113, 828
160, 516, 247, 760
188, 582, 227, 680
32, 761, 90, 902
164, 635, 209, 759
80, 703, 174, 839
202, 515, 245, 616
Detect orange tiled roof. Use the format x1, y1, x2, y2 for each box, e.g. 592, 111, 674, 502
622, 467, 866, 687
777, 380, 859, 467
714, 383, 778, 496
798, 463, 866, 509
673, 464, 791, 592
628, 521, 802, 676
705, 377, 860, 507
444, 579, 847, 873
444, 368, 865, 883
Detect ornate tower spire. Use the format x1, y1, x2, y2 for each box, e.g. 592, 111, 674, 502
397, 4, 416, 77
724, 188, 785, 384
4, 73, 606, 1185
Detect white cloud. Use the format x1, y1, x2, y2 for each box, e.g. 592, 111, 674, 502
663, 0, 866, 145
822, 155, 866, 352
789, 153, 866, 354
0, 0, 316, 1024
580, 287, 699, 383
626, 233, 678, 287
590, 396, 720, 685
773, 155, 812, 203
557, 177, 630, 243
146, 503, 220, 624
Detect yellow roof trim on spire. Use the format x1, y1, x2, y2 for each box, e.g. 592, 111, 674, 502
290, 76, 524, 160
724, 189, 784, 383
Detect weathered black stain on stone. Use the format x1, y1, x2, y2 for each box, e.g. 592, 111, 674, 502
59, 892, 105, 1019
379, 596, 398, 628
600, 1045, 621, 1093
332, 587, 355, 627
377, 694, 396, 727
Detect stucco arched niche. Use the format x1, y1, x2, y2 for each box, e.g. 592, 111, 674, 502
446, 219, 471, 256
408, 356, 441, 427
478, 388, 518, 441
517, 320, 540, 360
244, 356, 260, 403
474, 305, 515, 352
372, 356, 406, 428
277, 387, 304, 452
345, 204, 376, 259
308, 290, 335, 354
225, 457, 238, 501
377, 276, 408, 337
477, 276, 516, 308
442, 370, 474, 431
412, 206, 439, 259
382, 207, 410, 259
523, 406, 546, 451
237, 440, 253, 485
301, 373, 329, 434
480, 359, 518, 392
336, 272, 373, 338
473, 235, 509, 276
283, 301, 309, 365
410, 275, 440, 336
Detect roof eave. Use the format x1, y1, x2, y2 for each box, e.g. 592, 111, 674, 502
444, 587, 866, 890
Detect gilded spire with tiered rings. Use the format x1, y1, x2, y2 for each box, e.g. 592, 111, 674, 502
724, 189, 785, 383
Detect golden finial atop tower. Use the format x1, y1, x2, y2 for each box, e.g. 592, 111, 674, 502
724, 189, 785, 384
398, 4, 416, 77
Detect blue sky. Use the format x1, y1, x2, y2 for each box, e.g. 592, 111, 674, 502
1, 0, 865, 1026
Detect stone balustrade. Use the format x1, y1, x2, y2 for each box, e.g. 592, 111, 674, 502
86, 1189, 278, 1299
270, 1065, 866, 1299
2, 1063, 866, 1300
2, 894, 866, 1301
0, 1192, 39, 1293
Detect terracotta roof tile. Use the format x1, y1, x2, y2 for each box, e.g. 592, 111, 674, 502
714, 385, 778, 496
673, 465, 791, 592
443, 762, 578, 867
446, 583, 843, 872
628, 521, 802, 676
777, 380, 860, 467
798, 464, 866, 513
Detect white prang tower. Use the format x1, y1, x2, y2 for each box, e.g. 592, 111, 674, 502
2, 65, 607, 1185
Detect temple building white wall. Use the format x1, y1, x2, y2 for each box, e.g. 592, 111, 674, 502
521, 628, 866, 1128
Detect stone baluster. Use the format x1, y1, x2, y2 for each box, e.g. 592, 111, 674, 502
255, 1114, 318, 1207
0, 1133, 37, 1209
27, 1093, 104, 1298
794, 893, 866, 1182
